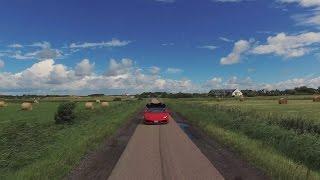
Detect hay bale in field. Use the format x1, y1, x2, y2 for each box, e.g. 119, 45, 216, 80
96, 99, 101, 103
21, 102, 33, 111
0, 101, 6, 107
313, 96, 320, 102
85, 102, 94, 110
101, 101, 109, 107
239, 96, 245, 102
278, 98, 288, 104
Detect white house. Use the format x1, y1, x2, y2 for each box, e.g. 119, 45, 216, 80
232, 89, 243, 97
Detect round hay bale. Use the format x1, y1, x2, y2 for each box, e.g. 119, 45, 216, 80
85, 102, 94, 110
0, 101, 6, 107
21, 102, 33, 111
101, 101, 109, 107
278, 98, 288, 104
313, 96, 320, 102
239, 96, 245, 102
96, 99, 101, 103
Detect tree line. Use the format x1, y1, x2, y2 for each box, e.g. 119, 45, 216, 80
137, 86, 320, 98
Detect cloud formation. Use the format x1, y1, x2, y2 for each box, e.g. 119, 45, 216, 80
8, 44, 23, 48
279, 0, 320, 27
75, 59, 95, 77
252, 32, 320, 58
149, 66, 161, 74
198, 45, 218, 50
1, 58, 320, 94
221, 31, 320, 65
219, 37, 233, 42
220, 40, 251, 65
69, 39, 131, 49
3, 42, 63, 60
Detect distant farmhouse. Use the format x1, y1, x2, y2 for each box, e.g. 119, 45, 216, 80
209, 88, 243, 97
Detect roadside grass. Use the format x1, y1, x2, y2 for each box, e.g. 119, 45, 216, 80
0, 101, 144, 180
166, 99, 320, 180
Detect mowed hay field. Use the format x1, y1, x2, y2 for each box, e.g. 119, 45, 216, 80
0, 100, 144, 180
166, 97, 320, 180
204, 99, 320, 122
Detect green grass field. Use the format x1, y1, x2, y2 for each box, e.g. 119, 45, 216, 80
0, 100, 144, 180
166, 97, 320, 180
204, 99, 320, 122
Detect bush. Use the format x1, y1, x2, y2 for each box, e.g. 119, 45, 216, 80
138, 97, 143, 100
113, 97, 122, 101
54, 102, 76, 124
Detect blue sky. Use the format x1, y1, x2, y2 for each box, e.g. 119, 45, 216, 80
0, 0, 320, 95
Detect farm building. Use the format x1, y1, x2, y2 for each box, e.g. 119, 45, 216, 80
232, 89, 243, 97
209, 89, 243, 97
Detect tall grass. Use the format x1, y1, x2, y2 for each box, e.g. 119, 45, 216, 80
167, 99, 320, 180
0, 101, 144, 180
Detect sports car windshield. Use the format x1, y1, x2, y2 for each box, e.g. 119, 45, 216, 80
147, 108, 166, 112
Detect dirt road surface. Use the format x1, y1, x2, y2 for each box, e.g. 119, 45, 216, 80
108, 116, 224, 180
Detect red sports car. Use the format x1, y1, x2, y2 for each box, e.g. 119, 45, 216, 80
143, 103, 169, 124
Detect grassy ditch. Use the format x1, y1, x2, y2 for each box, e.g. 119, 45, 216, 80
167, 99, 320, 180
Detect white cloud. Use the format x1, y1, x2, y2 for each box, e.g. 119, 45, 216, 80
75, 59, 95, 76
220, 32, 320, 63
10, 48, 62, 60
1, 58, 320, 94
29, 41, 51, 49
252, 32, 320, 58
263, 76, 320, 90
162, 43, 174, 46
166, 68, 183, 73
4, 42, 63, 60
8, 44, 23, 48
69, 39, 131, 49
224, 76, 255, 89
106, 58, 134, 76
220, 40, 251, 65
48, 64, 71, 84
0, 59, 4, 68
0, 58, 199, 94
278, 0, 320, 27
198, 45, 218, 50
204, 77, 223, 88
149, 66, 161, 74
219, 37, 233, 42
278, 0, 320, 7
